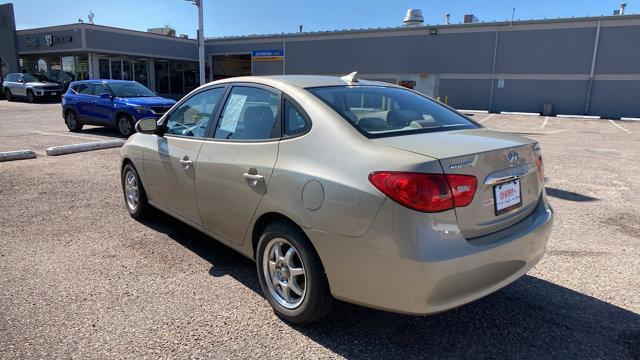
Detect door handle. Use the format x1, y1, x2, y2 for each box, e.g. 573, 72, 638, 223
180, 156, 193, 168
243, 172, 264, 181
243, 171, 264, 187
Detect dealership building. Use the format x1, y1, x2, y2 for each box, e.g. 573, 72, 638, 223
1, 2, 640, 118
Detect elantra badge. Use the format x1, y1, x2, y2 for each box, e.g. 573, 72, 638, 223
449, 160, 473, 170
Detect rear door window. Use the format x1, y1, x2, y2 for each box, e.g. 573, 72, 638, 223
93, 83, 109, 96
77, 84, 94, 95
213, 86, 280, 141
307, 85, 478, 138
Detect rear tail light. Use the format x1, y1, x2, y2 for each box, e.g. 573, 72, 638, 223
535, 155, 545, 182
446, 174, 478, 207
368, 172, 477, 213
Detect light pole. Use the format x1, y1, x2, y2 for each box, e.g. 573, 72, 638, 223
186, 0, 206, 85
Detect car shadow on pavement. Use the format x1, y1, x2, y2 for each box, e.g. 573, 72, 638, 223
545, 187, 599, 202
79, 127, 127, 139
141, 213, 639, 360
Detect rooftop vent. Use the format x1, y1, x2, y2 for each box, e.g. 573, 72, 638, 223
403, 9, 424, 27
464, 14, 479, 24
620, 2, 627, 15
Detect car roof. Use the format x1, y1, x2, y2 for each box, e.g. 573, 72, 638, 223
264, 75, 391, 88
71, 79, 136, 84
69, 79, 138, 86
212, 74, 393, 89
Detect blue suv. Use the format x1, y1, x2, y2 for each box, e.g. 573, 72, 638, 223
62, 80, 176, 137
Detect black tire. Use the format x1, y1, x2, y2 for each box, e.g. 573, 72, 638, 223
121, 163, 151, 220
256, 221, 333, 324
117, 114, 135, 137
5, 89, 13, 102
65, 110, 83, 132
26, 90, 36, 103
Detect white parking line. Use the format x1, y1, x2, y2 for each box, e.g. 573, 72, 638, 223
541, 117, 549, 129
608, 120, 631, 133
38, 132, 106, 141
479, 114, 497, 123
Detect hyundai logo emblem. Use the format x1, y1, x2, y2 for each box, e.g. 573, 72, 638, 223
507, 151, 519, 165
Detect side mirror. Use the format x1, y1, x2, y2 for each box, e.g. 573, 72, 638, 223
99, 92, 112, 99
135, 118, 159, 134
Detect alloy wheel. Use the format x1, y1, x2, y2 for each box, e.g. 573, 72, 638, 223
262, 238, 307, 309
124, 170, 139, 211
118, 117, 132, 136
27, 91, 35, 103
66, 112, 77, 129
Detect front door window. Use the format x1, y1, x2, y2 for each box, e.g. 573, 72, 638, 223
165, 87, 226, 138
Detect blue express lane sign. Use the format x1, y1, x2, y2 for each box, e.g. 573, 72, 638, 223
252, 50, 284, 62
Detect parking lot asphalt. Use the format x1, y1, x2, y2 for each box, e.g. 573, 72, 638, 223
1, 100, 639, 359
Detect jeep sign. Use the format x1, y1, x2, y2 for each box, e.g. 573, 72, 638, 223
23, 37, 39, 47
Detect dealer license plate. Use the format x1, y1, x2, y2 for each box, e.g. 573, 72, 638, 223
494, 179, 522, 215
51, 92, 57, 96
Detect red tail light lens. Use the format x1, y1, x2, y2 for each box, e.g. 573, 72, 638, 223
368, 172, 477, 212
535, 155, 545, 182
446, 174, 477, 207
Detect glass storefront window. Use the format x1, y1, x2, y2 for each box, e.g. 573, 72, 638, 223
134, 60, 148, 86
154, 59, 199, 96
122, 60, 133, 81
74, 55, 89, 80
99, 58, 110, 79
169, 60, 184, 94
111, 59, 122, 80
154, 60, 169, 94
184, 61, 198, 93
61, 56, 76, 82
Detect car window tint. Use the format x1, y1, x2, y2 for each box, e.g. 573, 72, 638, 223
77, 84, 94, 95
284, 99, 308, 136
93, 84, 109, 96
165, 87, 225, 138
214, 86, 279, 140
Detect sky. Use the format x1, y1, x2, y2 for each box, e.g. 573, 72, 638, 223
2, 0, 637, 38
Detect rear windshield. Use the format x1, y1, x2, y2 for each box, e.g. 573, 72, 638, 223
307, 85, 478, 137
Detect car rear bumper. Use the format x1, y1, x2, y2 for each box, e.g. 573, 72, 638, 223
306, 192, 554, 315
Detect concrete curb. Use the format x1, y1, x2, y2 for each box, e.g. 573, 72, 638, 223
620, 117, 640, 122
0, 150, 37, 162
500, 111, 540, 116
557, 114, 602, 119
458, 109, 489, 114
46, 139, 126, 156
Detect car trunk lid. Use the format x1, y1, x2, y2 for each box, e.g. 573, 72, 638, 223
373, 128, 543, 238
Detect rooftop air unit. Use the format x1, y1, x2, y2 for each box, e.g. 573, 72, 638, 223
403, 9, 424, 27
147, 27, 176, 36
464, 14, 479, 23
